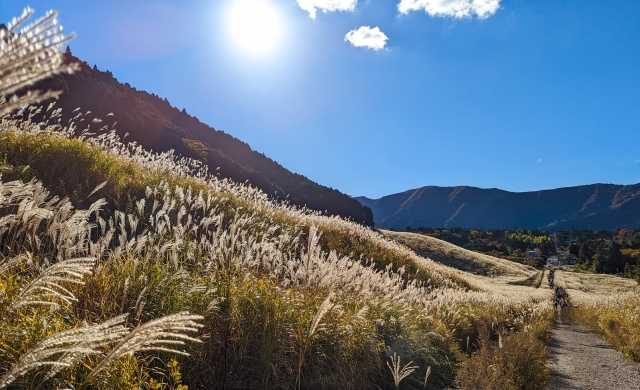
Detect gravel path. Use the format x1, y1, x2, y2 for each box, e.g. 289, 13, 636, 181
547, 315, 640, 389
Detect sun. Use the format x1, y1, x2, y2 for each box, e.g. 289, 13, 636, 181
228, 0, 283, 55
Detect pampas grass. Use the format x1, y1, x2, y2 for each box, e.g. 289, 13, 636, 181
387, 352, 418, 390
0, 7, 559, 389
0, 8, 77, 116
10, 257, 95, 310
87, 312, 204, 380
0, 107, 556, 388
0, 315, 128, 389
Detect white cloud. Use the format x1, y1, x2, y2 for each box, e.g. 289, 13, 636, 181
345, 26, 388, 50
398, 0, 501, 19
537, 159, 543, 164
296, 0, 357, 19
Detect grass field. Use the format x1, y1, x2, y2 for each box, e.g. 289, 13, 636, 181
0, 13, 559, 387
381, 230, 542, 286
388, 230, 640, 365
0, 118, 556, 389
553, 270, 640, 361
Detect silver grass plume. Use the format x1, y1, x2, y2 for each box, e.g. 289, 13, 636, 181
10, 257, 95, 310
0, 8, 77, 116
87, 312, 204, 380
0, 176, 105, 261
295, 292, 336, 390
0, 252, 32, 276
309, 292, 335, 338
86, 180, 107, 199
422, 366, 431, 389
0, 315, 128, 389
386, 352, 418, 390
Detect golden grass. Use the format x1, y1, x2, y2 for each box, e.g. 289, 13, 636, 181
554, 270, 640, 361
382, 230, 542, 285
0, 117, 559, 388
554, 270, 637, 296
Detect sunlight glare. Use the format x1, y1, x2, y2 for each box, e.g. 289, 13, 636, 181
228, 0, 283, 55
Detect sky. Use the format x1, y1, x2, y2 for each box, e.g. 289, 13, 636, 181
2, 0, 640, 199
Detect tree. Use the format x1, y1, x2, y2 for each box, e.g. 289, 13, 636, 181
578, 242, 592, 264
538, 242, 550, 258
605, 242, 624, 273
569, 243, 579, 257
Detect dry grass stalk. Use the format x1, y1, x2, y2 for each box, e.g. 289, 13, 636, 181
0, 252, 32, 276
0, 315, 128, 389
386, 352, 418, 389
294, 291, 337, 390
423, 365, 431, 389
0, 8, 77, 116
308, 292, 335, 338
87, 312, 204, 380
10, 257, 95, 310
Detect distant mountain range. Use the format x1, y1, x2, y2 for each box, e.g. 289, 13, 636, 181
356, 184, 640, 231
28, 50, 373, 226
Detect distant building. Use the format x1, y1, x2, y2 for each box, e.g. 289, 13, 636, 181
547, 252, 576, 268
557, 252, 577, 267
527, 249, 539, 258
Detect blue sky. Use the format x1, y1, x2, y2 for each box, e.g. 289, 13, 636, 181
2, 1, 640, 198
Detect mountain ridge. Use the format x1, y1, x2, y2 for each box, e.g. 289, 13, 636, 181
27, 49, 373, 226
356, 183, 640, 231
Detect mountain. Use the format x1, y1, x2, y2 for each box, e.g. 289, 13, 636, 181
27, 49, 373, 226
356, 184, 640, 231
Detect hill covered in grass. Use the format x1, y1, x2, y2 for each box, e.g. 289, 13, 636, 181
3, 9, 640, 389
380, 230, 538, 280
356, 184, 640, 231
0, 12, 565, 388
0, 117, 556, 389
24, 48, 373, 226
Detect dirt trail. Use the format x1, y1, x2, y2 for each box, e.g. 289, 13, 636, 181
547, 314, 640, 389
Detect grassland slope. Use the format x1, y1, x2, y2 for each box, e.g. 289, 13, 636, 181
0, 12, 554, 387
25, 50, 373, 226
0, 118, 555, 389
382, 230, 539, 284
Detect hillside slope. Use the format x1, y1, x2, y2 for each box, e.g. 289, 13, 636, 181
356, 184, 640, 231
381, 230, 540, 285
0, 120, 554, 389
26, 50, 373, 226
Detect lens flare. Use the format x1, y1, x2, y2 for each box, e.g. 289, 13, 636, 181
228, 0, 283, 55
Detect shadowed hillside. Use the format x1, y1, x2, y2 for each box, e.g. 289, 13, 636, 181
356, 184, 640, 231
26, 49, 373, 226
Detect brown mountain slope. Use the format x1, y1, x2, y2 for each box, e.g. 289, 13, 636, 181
27, 50, 373, 226
356, 184, 640, 231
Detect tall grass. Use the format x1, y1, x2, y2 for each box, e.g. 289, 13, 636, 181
0, 117, 558, 388
0, 7, 77, 116
0, 7, 557, 389
555, 271, 640, 362
0, 116, 556, 389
